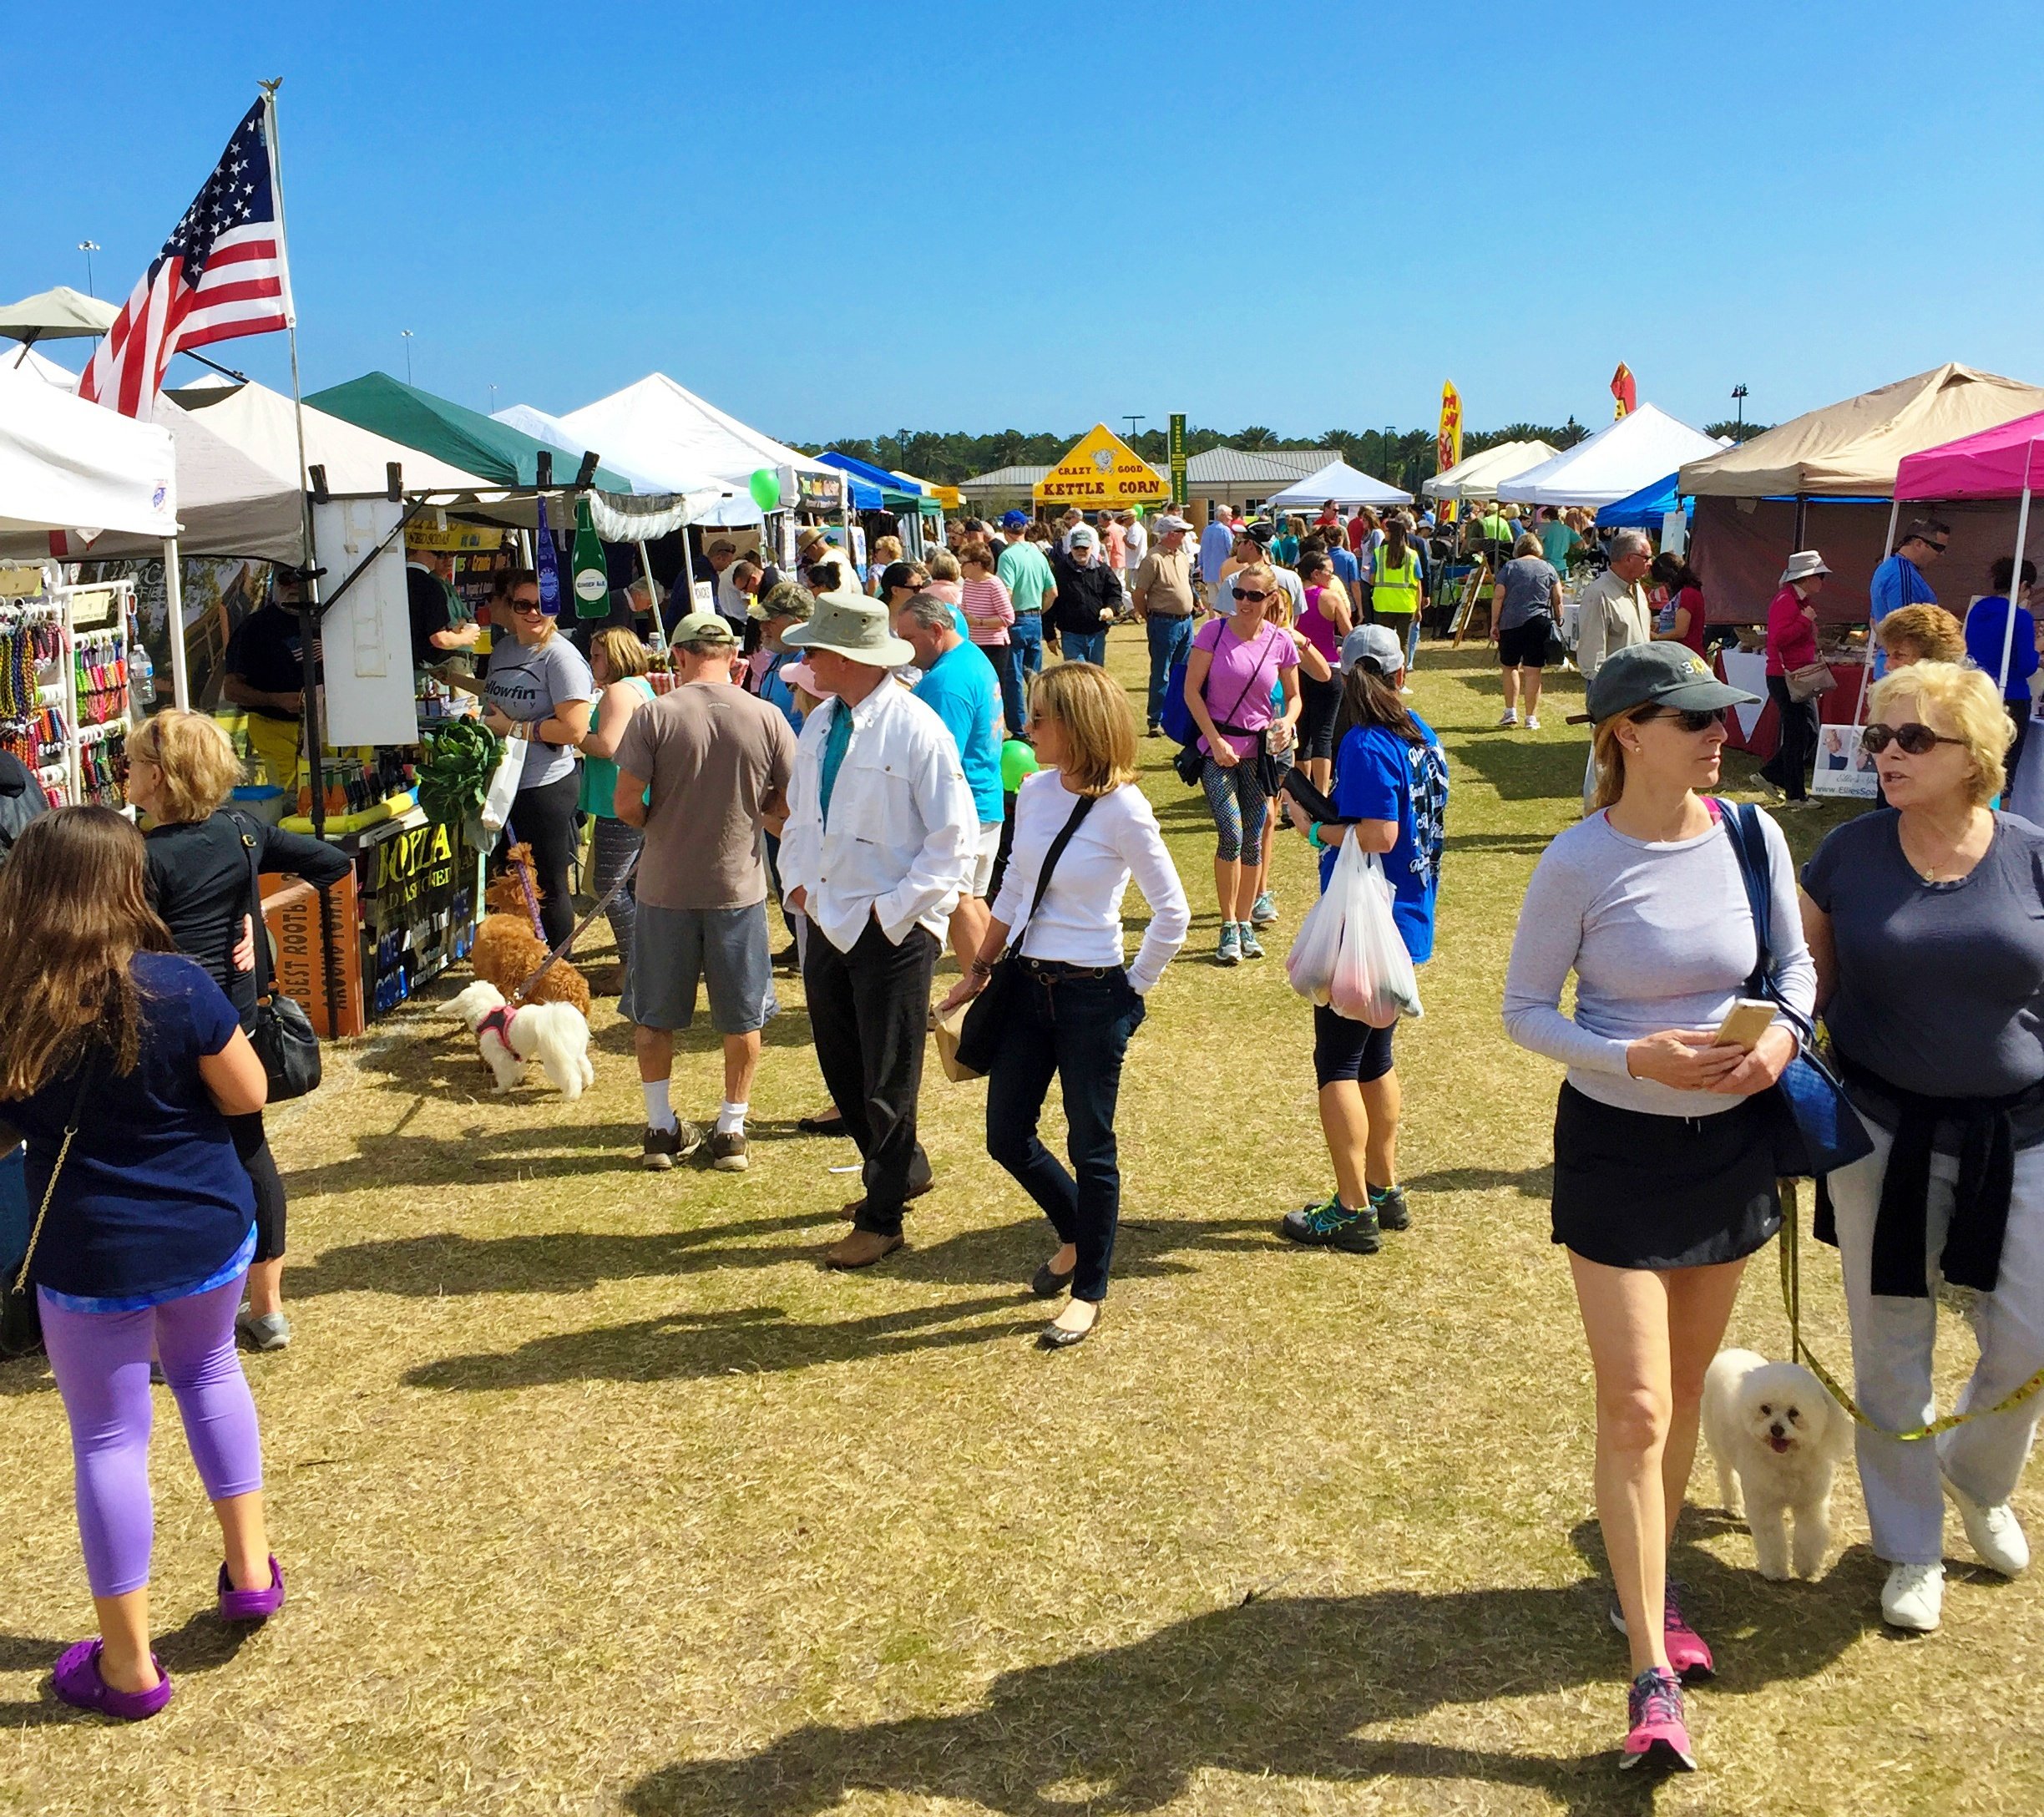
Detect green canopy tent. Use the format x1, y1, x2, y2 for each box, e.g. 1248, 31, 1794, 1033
305, 371, 632, 491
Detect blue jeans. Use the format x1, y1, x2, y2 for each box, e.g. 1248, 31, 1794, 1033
984, 964, 1146, 1302
1007, 614, 1044, 734
1145, 614, 1195, 728
1062, 629, 1108, 666
993, 641, 1028, 738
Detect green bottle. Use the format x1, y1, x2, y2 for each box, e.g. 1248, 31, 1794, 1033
571, 496, 609, 620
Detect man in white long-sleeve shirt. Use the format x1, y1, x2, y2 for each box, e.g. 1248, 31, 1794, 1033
1574, 528, 1657, 812
779, 591, 978, 1268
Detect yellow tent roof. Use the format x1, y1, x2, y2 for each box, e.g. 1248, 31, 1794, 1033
1033, 423, 1168, 507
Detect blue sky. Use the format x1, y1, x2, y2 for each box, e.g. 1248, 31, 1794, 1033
8, 1, 2041, 446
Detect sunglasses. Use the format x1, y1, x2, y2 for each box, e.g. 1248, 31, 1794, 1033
1232, 587, 1272, 604
509, 597, 544, 613
1919, 540, 1950, 554
1642, 706, 1727, 733
1861, 721, 1966, 756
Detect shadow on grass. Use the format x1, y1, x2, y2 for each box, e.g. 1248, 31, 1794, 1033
0, 1602, 258, 1728
1453, 736, 1591, 803
1401, 1164, 1552, 1199
294, 1212, 1272, 1303
622, 1536, 1875, 1816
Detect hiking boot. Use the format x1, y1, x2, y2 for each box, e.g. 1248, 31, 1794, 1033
1945, 1476, 2029, 1576
1278, 1195, 1382, 1254
709, 1129, 750, 1172
640, 1122, 703, 1171
1237, 924, 1265, 960
235, 1308, 292, 1353
1369, 1185, 1411, 1232
1881, 1561, 1944, 1631
1217, 924, 1241, 966
1251, 890, 1278, 926
1622, 1668, 1695, 1772
1609, 1580, 1713, 1679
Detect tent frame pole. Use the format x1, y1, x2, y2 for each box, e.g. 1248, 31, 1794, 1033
1997, 443, 2036, 700
1852, 501, 1903, 726
161, 539, 189, 710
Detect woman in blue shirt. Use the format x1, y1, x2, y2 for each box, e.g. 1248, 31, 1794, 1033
1278, 624, 1448, 1253
1961, 556, 2041, 793
0, 807, 282, 1721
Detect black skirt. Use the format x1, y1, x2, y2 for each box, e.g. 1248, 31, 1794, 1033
1551, 1084, 1781, 1270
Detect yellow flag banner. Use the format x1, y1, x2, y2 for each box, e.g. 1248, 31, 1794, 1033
1436, 382, 1463, 522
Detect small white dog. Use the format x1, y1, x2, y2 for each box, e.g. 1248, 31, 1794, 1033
447, 980, 594, 1101
1702, 1347, 1855, 1581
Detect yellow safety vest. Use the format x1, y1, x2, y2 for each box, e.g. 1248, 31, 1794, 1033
1374, 549, 1420, 616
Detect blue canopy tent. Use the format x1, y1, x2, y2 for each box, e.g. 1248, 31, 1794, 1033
1596, 472, 1686, 529
817, 449, 922, 511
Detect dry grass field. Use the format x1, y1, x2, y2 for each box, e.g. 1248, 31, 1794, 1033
3, 638, 2038, 1815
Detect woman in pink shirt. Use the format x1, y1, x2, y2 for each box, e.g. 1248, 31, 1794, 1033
1295, 549, 1353, 793
1760, 549, 1828, 804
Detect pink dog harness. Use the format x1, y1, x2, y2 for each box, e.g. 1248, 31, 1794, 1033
477, 1004, 518, 1049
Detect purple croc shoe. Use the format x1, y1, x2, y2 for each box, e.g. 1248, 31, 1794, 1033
52, 1640, 173, 1721
218, 1555, 286, 1622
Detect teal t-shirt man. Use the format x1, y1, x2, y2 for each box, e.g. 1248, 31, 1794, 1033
1538, 517, 1580, 575
996, 537, 1056, 617
913, 642, 1004, 824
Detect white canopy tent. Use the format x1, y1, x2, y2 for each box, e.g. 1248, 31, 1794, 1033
1423, 439, 1561, 502
558, 372, 836, 497
1262, 458, 1412, 509
0, 361, 176, 543
492, 402, 742, 524
1496, 404, 1726, 509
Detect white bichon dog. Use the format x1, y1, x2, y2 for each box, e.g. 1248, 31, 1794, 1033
447, 979, 594, 1101
1702, 1347, 1855, 1581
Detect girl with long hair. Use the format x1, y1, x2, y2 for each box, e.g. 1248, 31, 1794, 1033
0, 808, 281, 1720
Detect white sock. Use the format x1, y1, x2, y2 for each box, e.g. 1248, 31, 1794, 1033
642, 1081, 676, 1133
716, 1100, 747, 1136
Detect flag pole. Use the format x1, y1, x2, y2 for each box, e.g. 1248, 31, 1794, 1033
259, 76, 345, 1030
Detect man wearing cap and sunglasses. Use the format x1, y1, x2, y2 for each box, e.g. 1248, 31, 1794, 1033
1132, 515, 1200, 736
1869, 519, 1950, 679
778, 590, 978, 1268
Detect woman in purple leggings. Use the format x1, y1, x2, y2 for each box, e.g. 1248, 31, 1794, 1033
0, 807, 283, 1721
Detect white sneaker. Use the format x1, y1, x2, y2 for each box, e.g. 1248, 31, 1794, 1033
1946, 1477, 2030, 1576
1399, 686, 1415, 697
1524, 715, 1541, 731
1881, 1561, 1944, 1631
1496, 711, 1519, 728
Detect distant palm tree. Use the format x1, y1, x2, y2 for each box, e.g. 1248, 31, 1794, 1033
1318, 428, 1357, 452
1237, 425, 1276, 450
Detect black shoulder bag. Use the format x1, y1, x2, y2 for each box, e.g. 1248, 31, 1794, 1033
0, 1065, 91, 1359
954, 794, 1098, 1077
234, 815, 323, 1102
1718, 801, 1872, 1177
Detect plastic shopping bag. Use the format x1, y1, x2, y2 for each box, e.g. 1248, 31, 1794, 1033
1322, 838, 1423, 1028
1285, 868, 1345, 1005
478, 744, 524, 843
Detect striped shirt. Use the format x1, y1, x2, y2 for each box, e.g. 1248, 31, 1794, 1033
961, 574, 1015, 647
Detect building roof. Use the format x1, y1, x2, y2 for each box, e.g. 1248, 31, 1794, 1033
957, 463, 1052, 497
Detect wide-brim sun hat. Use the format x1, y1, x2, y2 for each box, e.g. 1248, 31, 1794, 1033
1567, 641, 1760, 725
782, 589, 916, 668
1780, 549, 1832, 585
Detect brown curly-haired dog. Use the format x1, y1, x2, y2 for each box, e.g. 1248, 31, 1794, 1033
468, 844, 591, 1015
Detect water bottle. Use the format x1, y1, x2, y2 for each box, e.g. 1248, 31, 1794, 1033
130, 640, 156, 710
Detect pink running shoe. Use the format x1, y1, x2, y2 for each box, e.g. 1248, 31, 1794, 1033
1608, 1580, 1714, 1679
1622, 1667, 1696, 1772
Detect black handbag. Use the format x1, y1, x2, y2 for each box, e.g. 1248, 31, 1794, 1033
234, 815, 323, 1102
954, 795, 1097, 1077
1718, 800, 1874, 1177
1, 1066, 91, 1359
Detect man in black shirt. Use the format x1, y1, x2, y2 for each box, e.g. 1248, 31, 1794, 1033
223, 582, 311, 787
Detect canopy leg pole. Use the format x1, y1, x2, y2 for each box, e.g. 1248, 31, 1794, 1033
638, 539, 666, 655
161, 539, 190, 710
1854, 501, 1903, 726
1999, 460, 2035, 698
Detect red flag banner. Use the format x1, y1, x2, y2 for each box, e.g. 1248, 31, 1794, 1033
1611, 362, 1637, 419
1436, 382, 1463, 521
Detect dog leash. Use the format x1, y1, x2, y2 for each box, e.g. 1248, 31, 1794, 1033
510, 849, 640, 1005
1778, 1177, 2044, 1441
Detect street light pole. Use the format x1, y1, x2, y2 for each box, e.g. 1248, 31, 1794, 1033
401, 329, 415, 386
77, 240, 99, 297
1731, 383, 1748, 441
1124, 414, 1145, 443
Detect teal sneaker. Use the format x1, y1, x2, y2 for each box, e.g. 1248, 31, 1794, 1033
1217, 923, 1241, 967
1251, 890, 1278, 926
1237, 923, 1265, 960
1278, 1194, 1382, 1254
1369, 1185, 1411, 1232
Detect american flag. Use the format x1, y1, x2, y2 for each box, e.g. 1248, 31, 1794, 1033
79, 99, 295, 418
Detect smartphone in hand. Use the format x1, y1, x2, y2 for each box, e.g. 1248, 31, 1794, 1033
1713, 999, 1778, 1051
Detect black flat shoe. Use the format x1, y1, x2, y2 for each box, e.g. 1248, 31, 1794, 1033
797, 1111, 846, 1134
1030, 1259, 1076, 1298
1038, 1306, 1100, 1350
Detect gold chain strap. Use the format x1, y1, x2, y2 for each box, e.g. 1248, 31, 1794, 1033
10, 1121, 77, 1296
1780, 1177, 2044, 1441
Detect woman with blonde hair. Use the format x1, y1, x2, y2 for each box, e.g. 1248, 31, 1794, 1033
865, 534, 904, 595
1505, 643, 1800, 1769
1875, 602, 1966, 669
1801, 659, 2044, 1634
940, 663, 1188, 1348
127, 709, 350, 1352
0, 807, 282, 1719
575, 628, 659, 1017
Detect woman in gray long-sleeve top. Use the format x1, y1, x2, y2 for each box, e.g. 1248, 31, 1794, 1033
1502, 643, 1810, 1774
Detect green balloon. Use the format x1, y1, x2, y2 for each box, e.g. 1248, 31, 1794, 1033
1130, 504, 1144, 518
1000, 738, 1040, 793
749, 468, 781, 511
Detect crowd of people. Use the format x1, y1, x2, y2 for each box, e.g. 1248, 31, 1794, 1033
2, 491, 2041, 1782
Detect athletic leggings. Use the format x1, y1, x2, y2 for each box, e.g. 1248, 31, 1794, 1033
230, 1111, 286, 1263
1201, 754, 1269, 864
589, 815, 644, 1021
38, 1273, 264, 1598
502, 770, 580, 949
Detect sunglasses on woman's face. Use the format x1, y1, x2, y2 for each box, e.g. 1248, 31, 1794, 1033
1644, 706, 1727, 733
1232, 587, 1272, 604
1862, 721, 1966, 756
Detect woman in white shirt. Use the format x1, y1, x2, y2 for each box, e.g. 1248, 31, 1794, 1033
939, 663, 1190, 1348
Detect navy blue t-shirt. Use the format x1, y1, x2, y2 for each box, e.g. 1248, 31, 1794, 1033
3, 951, 254, 1301
1322, 717, 1450, 963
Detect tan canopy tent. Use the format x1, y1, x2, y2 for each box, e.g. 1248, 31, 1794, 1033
1680, 364, 2044, 622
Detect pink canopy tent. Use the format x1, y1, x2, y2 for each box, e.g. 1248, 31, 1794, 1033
1895, 412, 2044, 694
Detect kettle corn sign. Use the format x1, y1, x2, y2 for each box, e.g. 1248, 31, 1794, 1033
1035, 424, 1169, 507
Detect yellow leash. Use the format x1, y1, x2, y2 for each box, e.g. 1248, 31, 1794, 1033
1778, 1177, 2044, 1441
